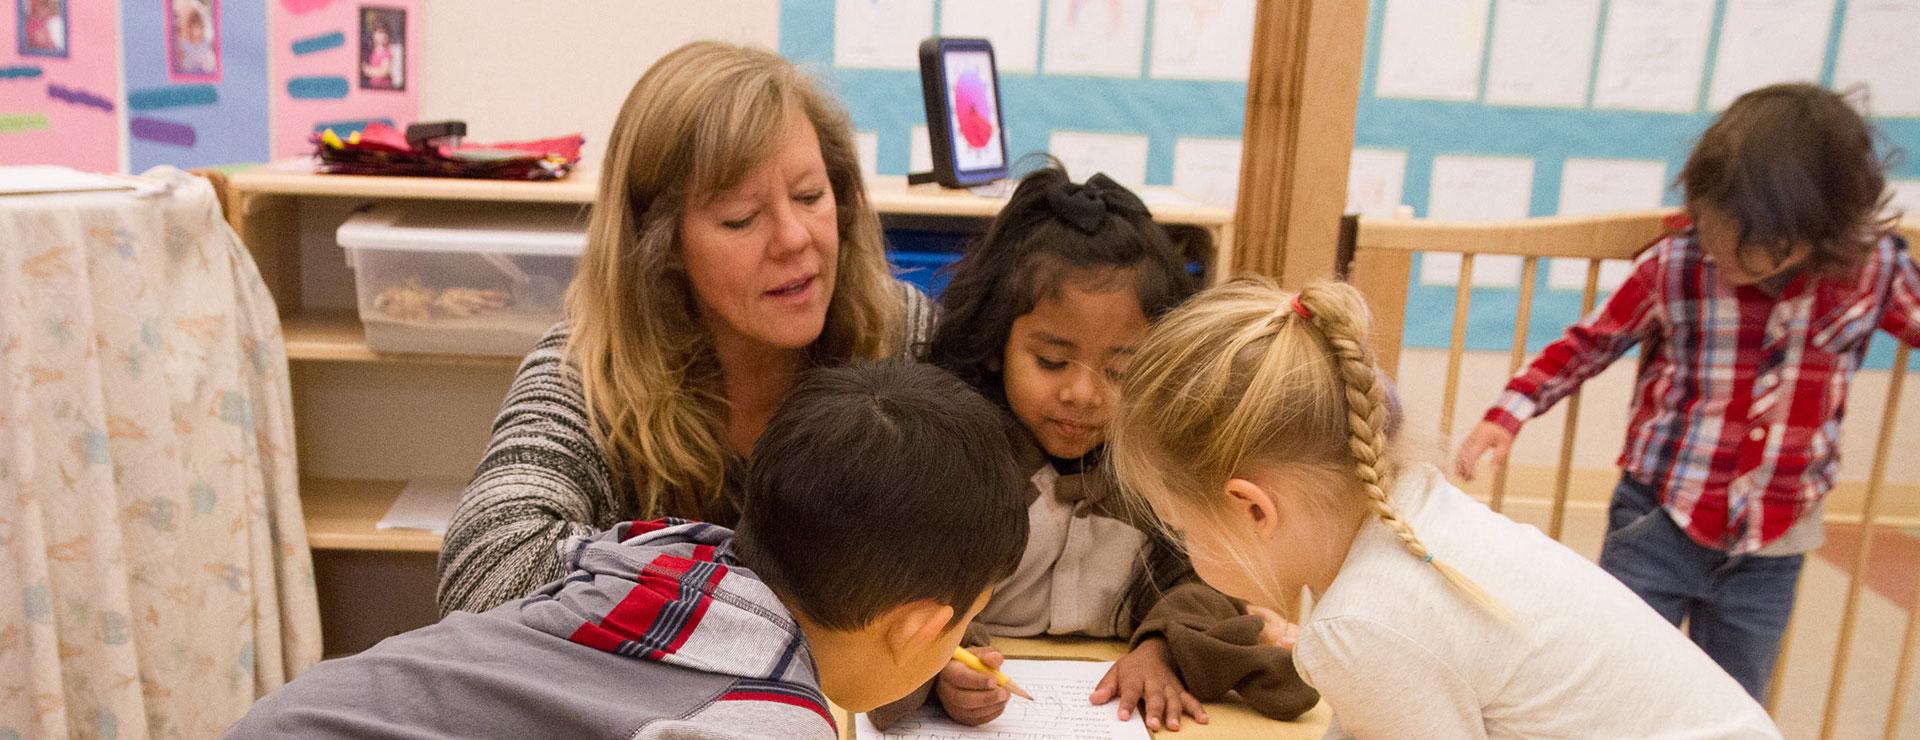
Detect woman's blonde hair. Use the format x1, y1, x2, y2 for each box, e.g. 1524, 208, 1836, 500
1111, 277, 1508, 619
568, 41, 902, 517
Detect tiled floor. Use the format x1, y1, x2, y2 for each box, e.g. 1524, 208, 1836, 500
1496, 500, 1920, 739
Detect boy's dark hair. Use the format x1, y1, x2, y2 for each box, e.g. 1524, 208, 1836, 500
923, 163, 1202, 633
924, 164, 1203, 410
1680, 83, 1895, 278
731, 361, 1029, 631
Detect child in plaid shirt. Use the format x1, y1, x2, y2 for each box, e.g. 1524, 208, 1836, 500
1456, 83, 1920, 700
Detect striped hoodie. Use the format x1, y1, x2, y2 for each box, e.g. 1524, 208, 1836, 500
227, 520, 836, 739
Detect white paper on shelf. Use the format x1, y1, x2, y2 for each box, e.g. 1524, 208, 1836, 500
1374, 0, 1491, 101
1047, 131, 1150, 190
1591, 0, 1715, 112
1483, 0, 1603, 107
0, 166, 138, 196
834, 0, 935, 70
377, 478, 467, 534
909, 125, 934, 174
1833, 0, 1920, 117
941, 0, 1044, 73
1707, 0, 1836, 110
855, 132, 880, 177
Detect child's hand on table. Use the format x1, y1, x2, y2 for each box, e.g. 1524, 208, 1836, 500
1090, 637, 1209, 732
937, 647, 1010, 726
1454, 421, 1516, 482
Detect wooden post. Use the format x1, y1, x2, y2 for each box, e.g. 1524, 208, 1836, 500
1232, 0, 1369, 286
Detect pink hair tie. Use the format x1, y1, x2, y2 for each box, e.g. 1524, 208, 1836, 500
1290, 294, 1314, 320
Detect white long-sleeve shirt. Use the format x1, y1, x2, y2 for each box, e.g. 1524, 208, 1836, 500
1294, 465, 1780, 739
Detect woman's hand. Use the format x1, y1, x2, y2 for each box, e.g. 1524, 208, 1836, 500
936, 647, 1010, 726
1089, 637, 1208, 731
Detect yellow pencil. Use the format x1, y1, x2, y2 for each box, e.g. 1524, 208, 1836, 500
951, 647, 1033, 700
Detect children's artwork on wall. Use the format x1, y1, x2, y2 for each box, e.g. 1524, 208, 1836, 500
167, 0, 218, 81
2, 0, 117, 169
271, 0, 417, 158
123, 0, 264, 169
358, 5, 402, 91
16, 0, 65, 57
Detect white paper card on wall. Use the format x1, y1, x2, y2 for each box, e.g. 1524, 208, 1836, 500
1423, 155, 1535, 287
1549, 158, 1666, 290
1048, 131, 1151, 189
1375, 0, 1491, 101
940, 0, 1044, 73
856, 132, 880, 177
1888, 179, 1920, 219
1592, 0, 1716, 112
909, 126, 934, 174
1171, 137, 1242, 206
1346, 149, 1409, 219
835, 0, 936, 70
1042, 0, 1148, 77
1483, 0, 1603, 107
1149, 0, 1257, 81
1707, 0, 1836, 110
1834, 0, 1920, 117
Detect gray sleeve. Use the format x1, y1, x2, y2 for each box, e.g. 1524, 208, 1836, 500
893, 279, 936, 361
436, 325, 621, 616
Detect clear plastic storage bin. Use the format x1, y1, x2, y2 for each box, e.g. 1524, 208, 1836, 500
337, 202, 587, 356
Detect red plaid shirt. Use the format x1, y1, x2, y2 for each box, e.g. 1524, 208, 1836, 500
1486, 229, 1920, 554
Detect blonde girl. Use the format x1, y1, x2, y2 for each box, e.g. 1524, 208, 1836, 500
1109, 278, 1779, 738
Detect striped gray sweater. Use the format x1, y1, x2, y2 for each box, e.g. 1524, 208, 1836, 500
435, 281, 935, 616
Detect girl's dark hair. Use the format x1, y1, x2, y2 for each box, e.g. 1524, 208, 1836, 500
1680, 83, 1897, 278
924, 165, 1202, 408
924, 164, 1204, 633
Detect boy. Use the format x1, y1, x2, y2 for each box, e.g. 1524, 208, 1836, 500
1455, 83, 1920, 700
226, 361, 1029, 738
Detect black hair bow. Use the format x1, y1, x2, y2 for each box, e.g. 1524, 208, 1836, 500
1046, 173, 1150, 235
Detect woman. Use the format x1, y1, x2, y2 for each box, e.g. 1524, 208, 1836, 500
437, 41, 934, 615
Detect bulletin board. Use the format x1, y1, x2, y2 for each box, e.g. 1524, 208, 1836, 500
121, 0, 270, 171
1347, 0, 1920, 369
0, 0, 121, 171
778, 0, 1256, 206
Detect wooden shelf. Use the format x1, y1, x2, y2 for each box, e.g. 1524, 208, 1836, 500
302, 478, 443, 553
283, 311, 521, 367
227, 161, 1234, 227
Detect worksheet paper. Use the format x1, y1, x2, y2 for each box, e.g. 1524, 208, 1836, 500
1706, 0, 1836, 110
940, 0, 1043, 73
1374, 0, 1491, 101
1833, 0, 1920, 117
855, 660, 1150, 740
1483, 0, 1603, 107
1591, 0, 1716, 112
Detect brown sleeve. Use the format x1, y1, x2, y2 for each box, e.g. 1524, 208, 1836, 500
1131, 582, 1319, 721
865, 622, 996, 729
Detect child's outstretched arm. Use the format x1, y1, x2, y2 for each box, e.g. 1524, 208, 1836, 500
1880, 236, 1920, 346
1455, 250, 1663, 480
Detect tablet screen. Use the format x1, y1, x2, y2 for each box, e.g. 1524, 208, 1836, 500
942, 48, 1004, 174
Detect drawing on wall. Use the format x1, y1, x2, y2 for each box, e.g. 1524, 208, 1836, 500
1042, 0, 1146, 77
1149, 0, 1254, 81
833, 0, 932, 70
17, 0, 67, 58
168, 0, 220, 81
359, 5, 404, 90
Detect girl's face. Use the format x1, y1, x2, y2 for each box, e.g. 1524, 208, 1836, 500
1001, 274, 1148, 458
1150, 471, 1361, 613
680, 109, 840, 355
373, 27, 389, 46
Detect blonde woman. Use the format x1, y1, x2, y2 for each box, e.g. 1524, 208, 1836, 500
1108, 278, 1778, 738
437, 42, 932, 616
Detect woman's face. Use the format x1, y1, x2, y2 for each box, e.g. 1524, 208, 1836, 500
679, 110, 840, 355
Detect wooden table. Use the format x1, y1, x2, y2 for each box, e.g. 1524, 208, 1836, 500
834, 636, 1330, 739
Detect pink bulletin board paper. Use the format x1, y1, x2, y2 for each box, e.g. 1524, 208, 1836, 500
1, 0, 121, 171
270, 0, 417, 159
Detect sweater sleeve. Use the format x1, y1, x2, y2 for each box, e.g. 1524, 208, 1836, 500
436, 325, 622, 616
865, 621, 995, 729
1130, 582, 1319, 721
894, 278, 937, 359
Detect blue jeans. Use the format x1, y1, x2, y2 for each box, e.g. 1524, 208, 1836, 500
1597, 476, 1804, 701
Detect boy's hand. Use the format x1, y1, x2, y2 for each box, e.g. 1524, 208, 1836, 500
1090, 637, 1208, 732
1246, 604, 1301, 649
936, 648, 1010, 726
1454, 421, 1516, 481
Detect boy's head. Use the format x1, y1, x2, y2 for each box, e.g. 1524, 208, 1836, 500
731, 360, 1028, 712
1681, 83, 1890, 285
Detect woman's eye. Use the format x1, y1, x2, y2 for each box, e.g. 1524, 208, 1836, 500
1035, 357, 1068, 371
795, 190, 826, 206
721, 214, 755, 230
